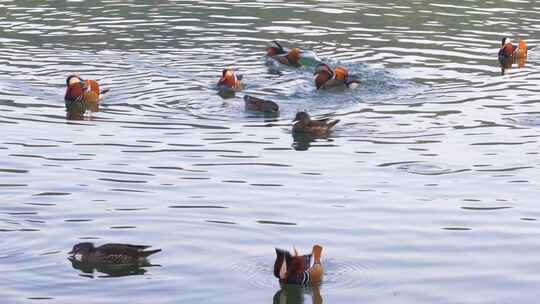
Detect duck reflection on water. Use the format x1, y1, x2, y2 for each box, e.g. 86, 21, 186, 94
68, 256, 158, 278
273, 284, 323, 304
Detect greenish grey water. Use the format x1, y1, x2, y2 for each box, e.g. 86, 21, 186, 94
1, 0, 540, 303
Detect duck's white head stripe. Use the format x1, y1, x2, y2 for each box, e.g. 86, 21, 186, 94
302, 270, 309, 285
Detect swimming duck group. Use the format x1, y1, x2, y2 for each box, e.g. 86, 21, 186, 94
62, 37, 526, 286
68, 241, 324, 287
65, 37, 524, 134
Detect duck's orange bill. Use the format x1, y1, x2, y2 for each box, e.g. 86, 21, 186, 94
312, 244, 323, 264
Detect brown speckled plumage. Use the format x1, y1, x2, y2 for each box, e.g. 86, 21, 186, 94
292, 112, 339, 136
69, 242, 161, 264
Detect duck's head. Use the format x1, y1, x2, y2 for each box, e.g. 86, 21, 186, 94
288, 48, 301, 64
266, 40, 285, 57
68, 242, 95, 255
314, 63, 333, 89
218, 68, 239, 88
66, 74, 83, 87
292, 111, 310, 123
501, 37, 511, 47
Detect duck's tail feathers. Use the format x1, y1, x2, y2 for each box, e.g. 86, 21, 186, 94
346, 79, 361, 89
141, 248, 162, 257
312, 245, 323, 265
327, 119, 340, 129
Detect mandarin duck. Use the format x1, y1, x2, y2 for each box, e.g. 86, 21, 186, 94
498, 37, 527, 74
266, 41, 322, 67
314, 63, 360, 90
217, 68, 244, 93
69, 242, 161, 264
498, 37, 527, 63
266, 41, 301, 67
274, 245, 324, 285
244, 95, 279, 113
292, 112, 339, 136
64, 75, 109, 113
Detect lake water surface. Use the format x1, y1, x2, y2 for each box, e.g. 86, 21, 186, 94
1, 1, 540, 303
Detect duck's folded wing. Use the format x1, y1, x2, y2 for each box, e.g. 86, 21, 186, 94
99, 244, 152, 256
308, 119, 329, 127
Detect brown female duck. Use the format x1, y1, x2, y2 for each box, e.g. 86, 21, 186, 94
244, 95, 279, 113
69, 242, 161, 264
292, 112, 339, 136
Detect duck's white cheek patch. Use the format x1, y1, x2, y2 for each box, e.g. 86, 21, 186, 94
74, 254, 83, 261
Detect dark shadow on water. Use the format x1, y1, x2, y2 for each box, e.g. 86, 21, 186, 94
68, 257, 159, 278
499, 55, 526, 76
273, 284, 323, 304
292, 133, 335, 151
65, 100, 100, 121
217, 88, 236, 99
292, 133, 315, 151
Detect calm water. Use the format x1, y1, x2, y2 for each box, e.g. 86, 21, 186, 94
1, 0, 540, 303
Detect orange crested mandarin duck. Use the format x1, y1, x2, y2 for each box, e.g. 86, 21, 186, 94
292, 111, 339, 136
314, 63, 360, 90
274, 245, 324, 285
65, 75, 109, 103
217, 68, 244, 92
266, 41, 302, 68
498, 37, 527, 65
